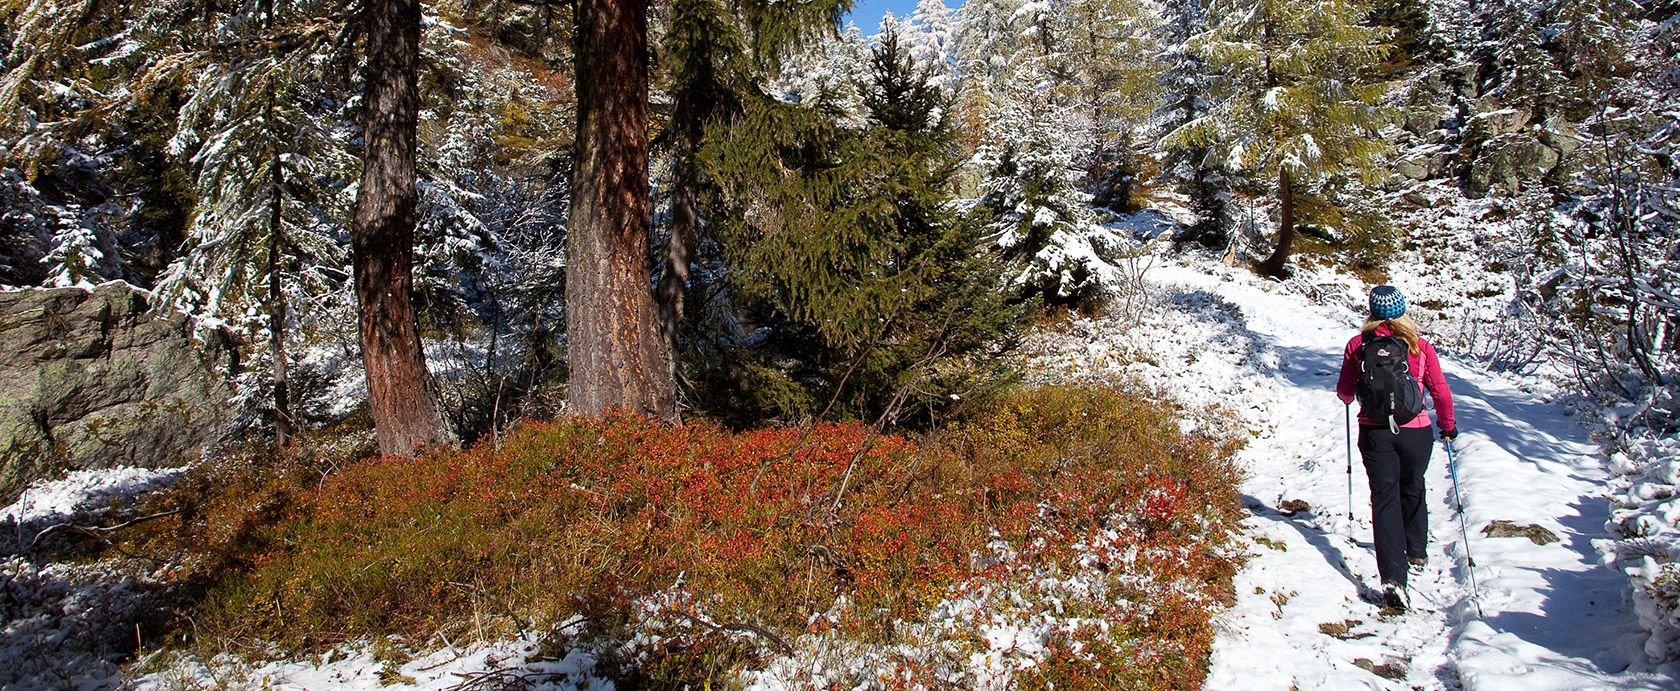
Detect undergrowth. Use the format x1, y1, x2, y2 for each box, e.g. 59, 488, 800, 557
121, 385, 1243, 689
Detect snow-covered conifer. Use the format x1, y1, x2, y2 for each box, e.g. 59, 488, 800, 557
1155, 0, 1230, 248
41, 205, 107, 288
975, 88, 1126, 302
151, 0, 355, 445
905, 0, 958, 93
1167, 0, 1393, 276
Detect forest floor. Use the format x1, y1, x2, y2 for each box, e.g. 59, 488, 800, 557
11, 249, 1680, 689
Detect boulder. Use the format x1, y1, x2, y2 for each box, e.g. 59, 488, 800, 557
1467, 134, 1560, 198
1395, 155, 1431, 181
1403, 110, 1443, 136
0, 283, 235, 504
1468, 107, 1532, 138
1539, 121, 1585, 157
1428, 152, 1456, 178
1585, 112, 1670, 139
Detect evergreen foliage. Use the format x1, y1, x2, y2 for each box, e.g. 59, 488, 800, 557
1168, 0, 1394, 275
1156, 0, 1232, 249
145, 0, 356, 443
695, 25, 1019, 425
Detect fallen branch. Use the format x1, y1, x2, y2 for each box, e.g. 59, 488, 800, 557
30, 508, 185, 549
675, 612, 795, 657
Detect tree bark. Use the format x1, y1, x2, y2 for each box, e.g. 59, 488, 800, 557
567, 0, 676, 420
353, 0, 452, 454
1260, 168, 1295, 277
656, 148, 695, 369
268, 141, 291, 448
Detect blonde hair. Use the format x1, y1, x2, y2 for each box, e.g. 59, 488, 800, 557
1362, 314, 1421, 356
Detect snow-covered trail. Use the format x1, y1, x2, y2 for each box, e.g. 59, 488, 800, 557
1137, 264, 1675, 690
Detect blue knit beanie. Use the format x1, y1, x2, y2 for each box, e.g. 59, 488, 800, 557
1369, 285, 1406, 320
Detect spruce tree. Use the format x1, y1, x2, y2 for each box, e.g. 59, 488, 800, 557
1169, 0, 1393, 277
695, 23, 1017, 424
1156, 0, 1232, 249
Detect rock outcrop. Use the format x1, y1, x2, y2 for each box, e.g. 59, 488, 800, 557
1468, 133, 1561, 197
0, 283, 235, 503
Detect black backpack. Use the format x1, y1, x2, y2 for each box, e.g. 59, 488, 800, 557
1357, 333, 1424, 432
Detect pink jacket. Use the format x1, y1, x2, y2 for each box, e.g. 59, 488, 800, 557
1336, 325, 1455, 431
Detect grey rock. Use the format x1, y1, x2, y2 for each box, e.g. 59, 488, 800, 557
1467, 107, 1532, 137
1585, 113, 1671, 139
0, 283, 236, 504
1395, 155, 1431, 180
1538, 122, 1584, 157
1467, 134, 1560, 198
1429, 152, 1456, 178
1403, 110, 1443, 136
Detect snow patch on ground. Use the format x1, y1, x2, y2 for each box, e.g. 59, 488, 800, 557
2, 466, 187, 691
131, 631, 611, 691
3, 466, 183, 526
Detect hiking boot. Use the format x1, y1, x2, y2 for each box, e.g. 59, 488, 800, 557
1409, 556, 1427, 574
1382, 581, 1408, 613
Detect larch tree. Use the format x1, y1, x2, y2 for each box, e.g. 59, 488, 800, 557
905, 0, 958, 94
151, 0, 355, 448
567, 0, 676, 419
1168, 0, 1393, 277
355, 0, 454, 453
1056, 0, 1160, 212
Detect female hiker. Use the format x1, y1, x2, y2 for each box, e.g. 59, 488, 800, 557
1336, 284, 1457, 612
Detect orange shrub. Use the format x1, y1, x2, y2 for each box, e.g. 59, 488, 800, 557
143, 385, 1241, 689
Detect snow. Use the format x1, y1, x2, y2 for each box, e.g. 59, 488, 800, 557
130, 633, 612, 691
2, 467, 188, 691
2, 466, 183, 525
1108, 259, 1680, 689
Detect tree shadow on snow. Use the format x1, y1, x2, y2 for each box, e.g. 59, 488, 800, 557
1468, 494, 1662, 680
1242, 494, 1369, 596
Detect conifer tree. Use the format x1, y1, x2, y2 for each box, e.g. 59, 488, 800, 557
905, 0, 958, 94
41, 206, 111, 288
151, 0, 355, 447
952, 0, 1025, 142
1056, 0, 1160, 212
355, 0, 454, 453
570, 0, 849, 419
1156, 0, 1231, 249
695, 23, 1016, 424
1169, 0, 1393, 277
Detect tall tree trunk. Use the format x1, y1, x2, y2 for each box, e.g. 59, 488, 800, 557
656, 147, 695, 370
567, 0, 676, 419
353, 0, 451, 454
268, 143, 291, 448
1260, 168, 1295, 277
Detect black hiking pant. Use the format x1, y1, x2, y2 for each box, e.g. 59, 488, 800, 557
1359, 425, 1434, 588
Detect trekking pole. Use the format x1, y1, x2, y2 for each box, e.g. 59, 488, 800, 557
1445, 439, 1485, 617
1346, 404, 1354, 538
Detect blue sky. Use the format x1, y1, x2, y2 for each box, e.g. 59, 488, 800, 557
844, 0, 960, 34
